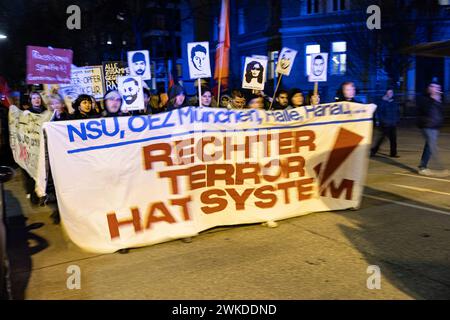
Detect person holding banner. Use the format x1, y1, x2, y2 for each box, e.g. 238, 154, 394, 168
189, 86, 216, 108
245, 92, 265, 110
103, 91, 124, 117
48, 94, 70, 121
70, 94, 98, 120
336, 81, 360, 103
21, 91, 48, 205
306, 90, 321, 105
287, 88, 305, 109
166, 84, 186, 111
229, 89, 246, 109
273, 89, 289, 110
26, 91, 46, 114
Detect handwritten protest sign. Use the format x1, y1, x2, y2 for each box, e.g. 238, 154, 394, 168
26, 46, 73, 84
102, 61, 128, 92
9, 105, 52, 197
43, 102, 375, 253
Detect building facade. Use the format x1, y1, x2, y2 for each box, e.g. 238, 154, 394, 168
197, 0, 450, 110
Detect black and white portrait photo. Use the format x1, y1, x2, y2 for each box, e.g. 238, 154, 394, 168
117, 76, 145, 111
187, 42, 211, 79
242, 57, 267, 91
276, 47, 298, 76
308, 53, 328, 82
127, 50, 151, 80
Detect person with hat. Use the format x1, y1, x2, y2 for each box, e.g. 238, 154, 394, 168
103, 90, 125, 117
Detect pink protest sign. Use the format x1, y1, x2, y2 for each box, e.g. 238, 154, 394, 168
26, 46, 73, 84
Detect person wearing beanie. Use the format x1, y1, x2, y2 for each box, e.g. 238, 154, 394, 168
166, 84, 186, 111
103, 90, 124, 117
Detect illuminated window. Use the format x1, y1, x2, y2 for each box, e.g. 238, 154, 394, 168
306, 44, 321, 75
331, 41, 347, 75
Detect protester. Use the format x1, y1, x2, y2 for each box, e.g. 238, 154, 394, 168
306, 90, 321, 105
166, 84, 186, 111
45, 94, 70, 223
417, 81, 449, 177
273, 89, 289, 110
27, 91, 46, 114
229, 89, 246, 109
246, 92, 265, 110
287, 88, 305, 109
48, 94, 70, 121
370, 88, 400, 158
219, 94, 231, 108
149, 92, 167, 114
70, 94, 98, 119
200, 86, 215, 107
91, 96, 102, 117
143, 88, 152, 114
335, 81, 360, 102
21, 91, 47, 204
102, 90, 124, 117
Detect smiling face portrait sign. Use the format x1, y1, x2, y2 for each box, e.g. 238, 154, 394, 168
276, 47, 298, 76
187, 42, 212, 79
117, 76, 145, 111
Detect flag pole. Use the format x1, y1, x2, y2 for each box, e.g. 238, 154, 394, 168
217, 45, 224, 106
269, 73, 283, 110
198, 78, 202, 107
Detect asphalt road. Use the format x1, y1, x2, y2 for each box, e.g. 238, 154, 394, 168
3, 127, 450, 300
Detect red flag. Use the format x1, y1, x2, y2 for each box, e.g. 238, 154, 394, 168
0, 76, 11, 108
214, 0, 230, 94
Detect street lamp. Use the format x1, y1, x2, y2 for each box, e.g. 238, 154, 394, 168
0, 34, 7, 40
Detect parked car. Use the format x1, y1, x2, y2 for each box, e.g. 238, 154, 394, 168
0, 166, 14, 300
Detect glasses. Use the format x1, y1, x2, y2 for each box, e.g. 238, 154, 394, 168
252, 67, 260, 70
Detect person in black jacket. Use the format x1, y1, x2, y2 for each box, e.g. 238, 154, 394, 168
22, 92, 47, 204
335, 81, 360, 103
166, 84, 186, 111
417, 82, 448, 177
371, 88, 400, 157
70, 94, 98, 120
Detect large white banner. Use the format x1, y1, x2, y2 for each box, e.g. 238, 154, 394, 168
44, 102, 376, 253
9, 105, 52, 197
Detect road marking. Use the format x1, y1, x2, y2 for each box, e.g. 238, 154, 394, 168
363, 194, 450, 216
393, 172, 450, 183
391, 184, 450, 196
